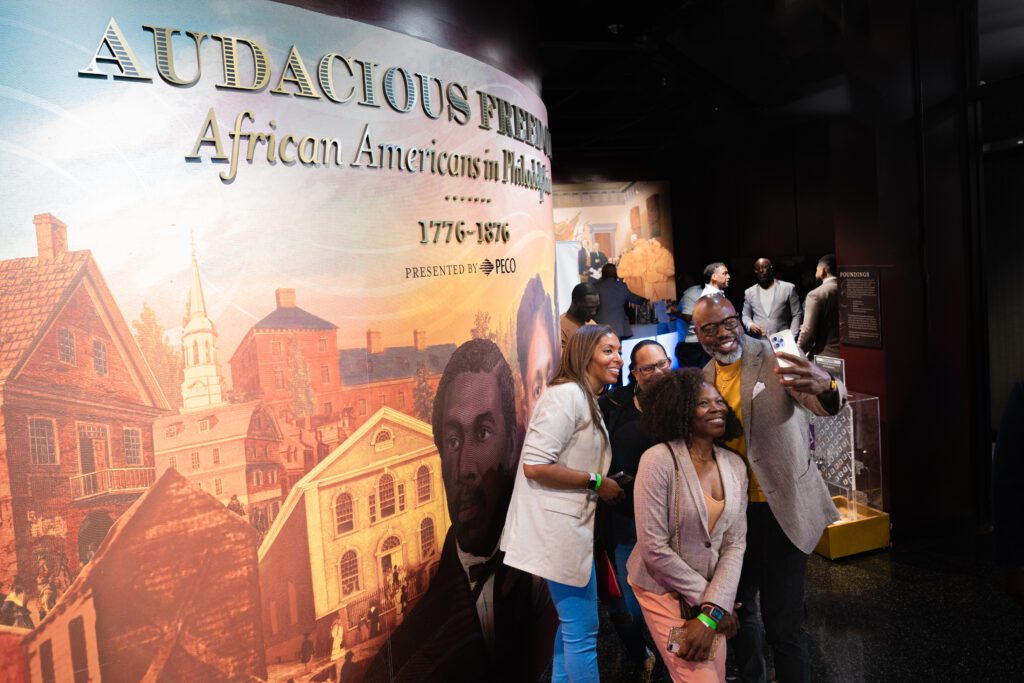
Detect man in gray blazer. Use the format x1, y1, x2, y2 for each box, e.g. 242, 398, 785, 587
694, 294, 844, 683
742, 258, 801, 338
798, 254, 841, 359
594, 263, 647, 339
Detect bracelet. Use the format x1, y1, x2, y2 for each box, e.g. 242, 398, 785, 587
594, 472, 602, 491
696, 613, 718, 631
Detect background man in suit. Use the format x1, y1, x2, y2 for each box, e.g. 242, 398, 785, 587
694, 294, 845, 683
594, 263, 648, 340
364, 339, 554, 683
798, 254, 841, 359
742, 258, 801, 338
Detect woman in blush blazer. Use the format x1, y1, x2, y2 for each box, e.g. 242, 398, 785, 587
501, 324, 625, 683
627, 368, 748, 682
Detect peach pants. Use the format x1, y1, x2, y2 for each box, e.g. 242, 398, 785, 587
629, 579, 725, 683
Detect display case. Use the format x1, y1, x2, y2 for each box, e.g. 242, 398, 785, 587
810, 392, 890, 559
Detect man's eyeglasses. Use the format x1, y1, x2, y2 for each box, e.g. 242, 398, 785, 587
698, 315, 742, 337
635, 358, 671, 376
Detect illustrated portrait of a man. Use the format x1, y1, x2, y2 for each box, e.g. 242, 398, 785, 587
363, 338, 555, 683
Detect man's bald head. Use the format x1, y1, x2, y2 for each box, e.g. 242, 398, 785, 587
693, 294, 736, 326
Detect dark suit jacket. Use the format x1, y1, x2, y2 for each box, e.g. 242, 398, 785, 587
362, 531, 555, 683
799, 277, 841, 358
594, 277, 646, 338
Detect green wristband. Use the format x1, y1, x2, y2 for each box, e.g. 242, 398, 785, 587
595, 472, 602, 491
696, 613, 718, 631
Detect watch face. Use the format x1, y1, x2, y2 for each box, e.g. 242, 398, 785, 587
709, 606, 726, 622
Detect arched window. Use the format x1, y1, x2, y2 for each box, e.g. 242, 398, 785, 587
192, 339, 199, 365
379, 473, 396, 518
335, 493, 354, 534
253, 470, 263, 486
420, 518, 436, 558
339, 550, 359, 595
382, 535, 401, 552
416, 465, 431, 503
372, 428, 394, 452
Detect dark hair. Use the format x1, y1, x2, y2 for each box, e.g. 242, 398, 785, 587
818, 253, 836, 276
600, 263, 617, 279
570, 281, 598, 304
516, 275, 557, 383
553, 324, 617, 447
431, 338, 517, 463
703, 262, 725, 283
639, 368, 742, 446
628, 339, 666, 383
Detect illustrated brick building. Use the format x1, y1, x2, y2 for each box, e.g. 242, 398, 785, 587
0, 213, 169, 591
258, 407, 449, 664
336, 329, 454, 430
21, 468, 267, 682
229, 288, 344, 424
153, 401, 288, 535
229, 289, 455, 436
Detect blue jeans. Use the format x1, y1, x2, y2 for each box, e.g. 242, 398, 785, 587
547, 563, 599, 683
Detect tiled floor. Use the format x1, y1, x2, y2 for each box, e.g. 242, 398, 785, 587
592, 534, 1024, 682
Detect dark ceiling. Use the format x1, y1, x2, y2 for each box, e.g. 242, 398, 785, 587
538, 0, 864, 181
539, 0, 1024, 179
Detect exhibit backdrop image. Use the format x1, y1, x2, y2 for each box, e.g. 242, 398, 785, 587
0, 2, 557, 681
554, 181, 676, 299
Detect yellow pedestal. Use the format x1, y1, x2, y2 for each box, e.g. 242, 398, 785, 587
814, 496, 890, 560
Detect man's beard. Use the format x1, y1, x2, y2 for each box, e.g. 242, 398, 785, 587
701, 338, 743, 364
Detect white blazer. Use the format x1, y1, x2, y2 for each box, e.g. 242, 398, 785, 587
500, 382, 612, 587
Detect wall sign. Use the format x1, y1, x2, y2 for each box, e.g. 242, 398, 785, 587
839, 267, 883, 348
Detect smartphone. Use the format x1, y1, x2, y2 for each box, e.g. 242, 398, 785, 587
667, 626, 686, 654
769, 330, 803, 379
609, 471, 634, 486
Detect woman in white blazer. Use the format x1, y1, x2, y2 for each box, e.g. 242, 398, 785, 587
501, 324, 625, 683
627, 368, 749, 682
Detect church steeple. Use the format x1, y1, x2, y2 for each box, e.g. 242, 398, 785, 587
187, 234, 208, 320
180, 236, 225, 412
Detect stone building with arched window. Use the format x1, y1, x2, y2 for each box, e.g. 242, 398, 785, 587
257, 406, 449, 664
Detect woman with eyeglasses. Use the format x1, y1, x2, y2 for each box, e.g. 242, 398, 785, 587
598, 340, 673, 676
628, 368, 748, 682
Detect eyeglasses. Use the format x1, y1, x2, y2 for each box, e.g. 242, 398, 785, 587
698, 315, 742, 337
635, 358, 671, 376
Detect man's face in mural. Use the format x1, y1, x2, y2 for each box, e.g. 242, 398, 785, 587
439, 369, 513, 556
523, 317, 556, 420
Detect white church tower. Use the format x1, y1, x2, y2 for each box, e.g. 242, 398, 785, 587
180, 239, 226, 412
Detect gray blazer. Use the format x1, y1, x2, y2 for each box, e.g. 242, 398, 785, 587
703, 336, 844, 553
627, 441, 748, 609
742, 280, 801, 337
798, 277, 840, 359
501, 382, 612, 587
594, 277, 646, 339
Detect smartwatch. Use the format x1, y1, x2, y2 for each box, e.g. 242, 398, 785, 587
701, 603, 727, 624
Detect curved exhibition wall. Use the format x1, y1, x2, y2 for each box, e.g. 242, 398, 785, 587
0, 2, 555, 680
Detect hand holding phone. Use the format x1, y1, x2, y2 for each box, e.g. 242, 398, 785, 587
768, 330, 803, 379
609, 471, 634, 486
